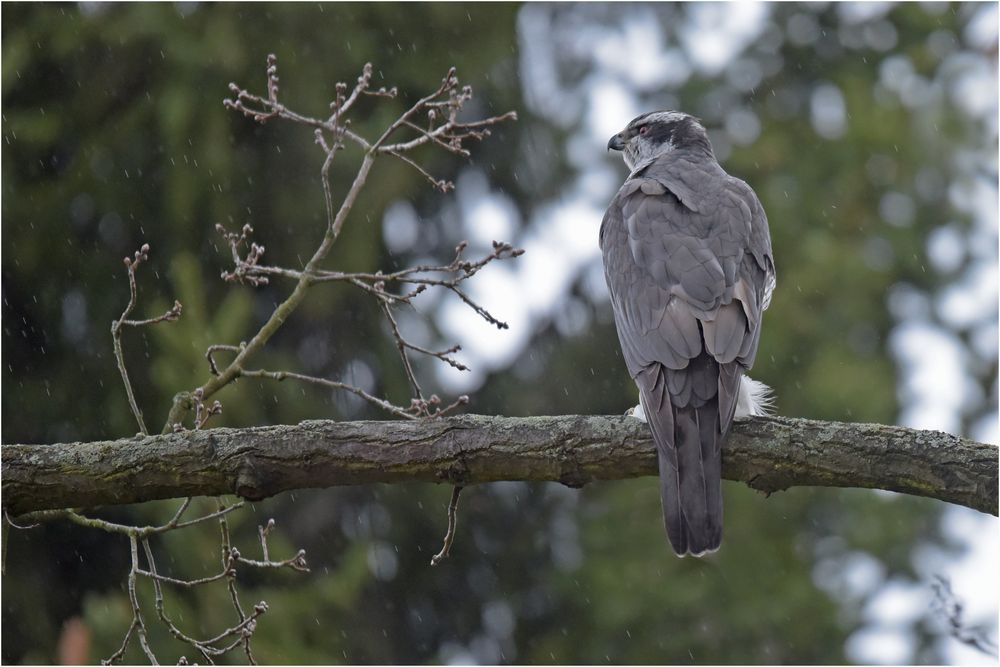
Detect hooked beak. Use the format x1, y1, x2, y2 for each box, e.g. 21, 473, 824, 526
607, 133, 626, 152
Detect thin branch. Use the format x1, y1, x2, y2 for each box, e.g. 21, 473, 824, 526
102, 535, 157, 665
206, 344, 244, 376
402, 119, 470, 157
258, 519, 275, 561
387, 149, 454, 192
221, 238, 522, 289
137, 566, 233, 589
123, 301, 183, 328
4, 508, 40, 530
402, 341, 467, 372
447, 284, 510, 329
408, 394, 470, 419
430, 485, 463, 566
102, 612, 139, 666
371, 67, 459, 151
111, 244, 149, 435
190, 389, 223, 431
218, 224, 268, 287
217, 500, 254, 663
141, 538, 216, 664
166, 498, 193, 526
233, 548, 310, 573
379, 110, 518, 154
224, 56, 371, 151
239, 368, 418, 420
29, 501, 247, 539
379, 301, 423, 399
135, 500, 290, 664
111, 244, 182, 436
198, 602, 268, 650
216, 236, 523, 344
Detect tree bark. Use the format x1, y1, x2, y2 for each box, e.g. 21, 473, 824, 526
2, 415, 996, 517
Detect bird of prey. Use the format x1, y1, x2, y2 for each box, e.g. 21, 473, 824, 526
601, 111, 776, 556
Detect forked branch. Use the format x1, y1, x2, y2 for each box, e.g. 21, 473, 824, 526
162, 55, 520, 429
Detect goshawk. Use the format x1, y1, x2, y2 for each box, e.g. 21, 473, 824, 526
601, 111, 776, 556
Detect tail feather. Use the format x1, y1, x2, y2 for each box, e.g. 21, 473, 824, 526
639, 382, 688, 555
695, 405, 723, 550
675, 408, 712, 553
637, 362, 727, 557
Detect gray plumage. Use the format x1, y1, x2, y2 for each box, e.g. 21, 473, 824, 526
601, 111, 775, 556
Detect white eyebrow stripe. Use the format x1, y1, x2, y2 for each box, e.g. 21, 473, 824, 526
645, 111, 687, 124
629, 111, 688, 128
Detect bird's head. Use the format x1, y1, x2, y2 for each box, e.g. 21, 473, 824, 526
607, 111, 713, 171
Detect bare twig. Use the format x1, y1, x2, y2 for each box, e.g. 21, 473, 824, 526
164, 497, 192, 528
4, 508, 40, 530
124, 509, 305, 665
379, 300, 424, 399
404, 342, 467, 372
217, 501, 253, 663
111, 244, 150, 436
102, 607, 139, 666
141, 538, 216, 664
250, 519, 310, 572
258, 519, 275, 562
233, 548, 310, 573
224, 55, 370, 150
448, 284, 510, 330
408, 394, 470, 419
43, 501, 246, 539
137, 562, 234, 589
371, 67, 460, 151
103, 535, 157, 665
387, 149, 454, 192
218, 239, 522, 292
192, 389, 223, 431
111, 244, 183, 436
206, 343, 245, 376
431, 485, 464, 566
239, 368, 417, 420
218, 224, 268, 287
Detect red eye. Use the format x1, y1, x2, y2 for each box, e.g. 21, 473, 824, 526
638, 125, 649, 136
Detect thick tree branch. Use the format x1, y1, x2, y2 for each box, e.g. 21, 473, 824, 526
2, 416, 996, 517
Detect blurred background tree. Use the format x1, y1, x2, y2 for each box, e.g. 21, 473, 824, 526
2, 2, 996, 664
